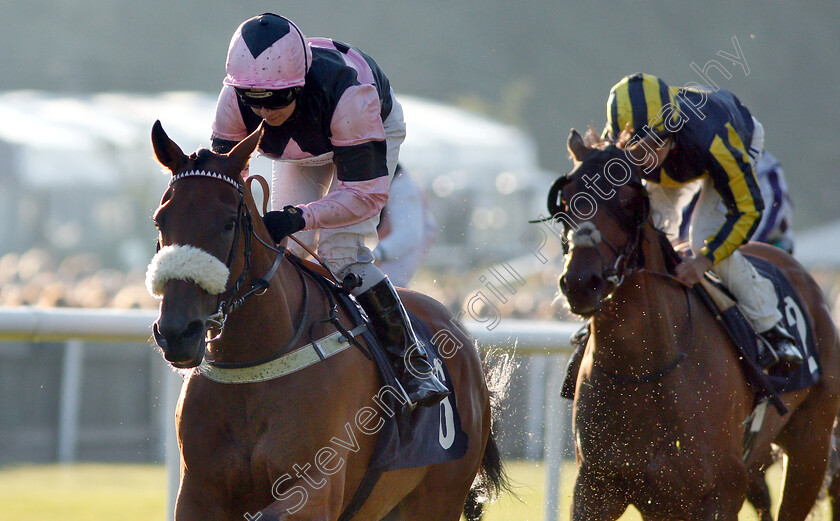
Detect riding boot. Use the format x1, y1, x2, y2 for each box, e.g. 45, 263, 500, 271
759, 323, 803, 369
561, 323, 590, 400
356, 278, 450, 409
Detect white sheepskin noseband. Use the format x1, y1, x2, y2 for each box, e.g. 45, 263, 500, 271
569, 221, 602, 249
145, 245, 230, 298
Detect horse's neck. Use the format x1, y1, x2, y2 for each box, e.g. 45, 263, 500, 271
207, 250, 301, 363
591, 225, 687, 368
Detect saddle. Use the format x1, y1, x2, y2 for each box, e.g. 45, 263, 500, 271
695, 257, 819, 398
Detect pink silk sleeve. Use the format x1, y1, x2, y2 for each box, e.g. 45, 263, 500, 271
211, 85, 249, 142
298, 176, 390, 230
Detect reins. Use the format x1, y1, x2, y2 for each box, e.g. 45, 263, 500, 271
204, 185, 288, 343
204, 254, 311, 369
599, 214, 697, 381
184, 173, 357, 370
247, 173, 343, 284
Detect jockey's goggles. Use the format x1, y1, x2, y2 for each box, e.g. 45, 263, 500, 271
235, 87, 302, 110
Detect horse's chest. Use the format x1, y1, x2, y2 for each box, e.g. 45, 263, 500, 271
574, 390, 715, 495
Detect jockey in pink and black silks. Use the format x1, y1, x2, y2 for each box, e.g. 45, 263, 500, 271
211, 17, 394, 233
210, 13, 448, 409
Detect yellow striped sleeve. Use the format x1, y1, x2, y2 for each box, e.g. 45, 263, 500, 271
699, 124, 762, 264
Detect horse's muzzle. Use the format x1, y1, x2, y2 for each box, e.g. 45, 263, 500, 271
153, 319, 207, 368
560, 271, 605, 317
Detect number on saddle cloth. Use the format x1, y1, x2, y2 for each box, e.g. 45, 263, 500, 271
698, 255, 820, 399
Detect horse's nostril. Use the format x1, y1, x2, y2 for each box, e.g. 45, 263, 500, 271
559, 276, 569, 295
183, 320, 204, 340
587, 274, 603, 292
153, 322, 168, 349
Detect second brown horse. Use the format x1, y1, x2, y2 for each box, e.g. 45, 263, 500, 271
555, 130, 840, 521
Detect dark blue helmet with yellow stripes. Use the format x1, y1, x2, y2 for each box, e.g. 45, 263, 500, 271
605, 73, 680, 141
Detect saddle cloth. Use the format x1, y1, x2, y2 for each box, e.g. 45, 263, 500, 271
334, 304, 469, 521
369, 311, 469, 471
716, 254, 821, 394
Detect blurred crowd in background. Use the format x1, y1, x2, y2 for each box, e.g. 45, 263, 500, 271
4, 244, 839, 326
0, 245, 582, 323
0, 248, 155, 310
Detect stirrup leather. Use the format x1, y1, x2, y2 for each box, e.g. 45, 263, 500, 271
356, 278, 450, 408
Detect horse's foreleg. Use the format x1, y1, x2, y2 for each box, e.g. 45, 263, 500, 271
775, 396, 838, 521
253, 468, 347, 521
831, 473, 840, 521
571, 466, 628, 521
745, 469, 773, 521
745, 452, 774, 521
174, 475, 228, 521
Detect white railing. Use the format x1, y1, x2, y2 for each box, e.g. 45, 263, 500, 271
0, 307, 576, 521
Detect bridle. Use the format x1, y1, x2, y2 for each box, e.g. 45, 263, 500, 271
166, 170, 292, 347
159, 170, 370, 371
548, 173, 650, 302
548, 165, 692, 384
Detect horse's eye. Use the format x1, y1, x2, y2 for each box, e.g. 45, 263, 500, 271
224, 219, 236, 232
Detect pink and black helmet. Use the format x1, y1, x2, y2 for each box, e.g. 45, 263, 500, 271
223, 13, 312, 90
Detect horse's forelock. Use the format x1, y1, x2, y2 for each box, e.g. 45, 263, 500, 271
569, 145, 643, 189
194, 148, 214, 161
563, 146, 649, 232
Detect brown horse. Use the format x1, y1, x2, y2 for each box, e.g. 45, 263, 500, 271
147, 121, 506, 520
553, 130, 840, 521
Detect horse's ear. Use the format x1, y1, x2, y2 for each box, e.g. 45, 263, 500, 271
151, 120, 188, 173
567, 129, 591, 163
227, 122, 264, 172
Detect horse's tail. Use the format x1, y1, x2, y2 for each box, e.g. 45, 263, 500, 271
464, 349, 516, 520
463, 415, 509, 521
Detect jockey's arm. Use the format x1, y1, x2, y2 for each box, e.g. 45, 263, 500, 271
211, 137, 239, 154
296, 140, 390, 230
697, 123, 764, 265
211, 87, 252, 177
211, 136, 251, 179
295, 84, 391, 230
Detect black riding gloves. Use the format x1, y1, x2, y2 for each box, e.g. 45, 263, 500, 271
263, 206, 306, 243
